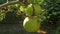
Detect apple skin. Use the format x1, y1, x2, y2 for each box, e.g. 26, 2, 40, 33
25, 5, 33, 16
23, 17, 40, 32
34, 4, 42, 16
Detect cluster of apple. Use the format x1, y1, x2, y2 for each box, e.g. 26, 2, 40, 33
19, 0, 44, 32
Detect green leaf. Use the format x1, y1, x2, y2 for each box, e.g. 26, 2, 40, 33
27, 0, 44, 4
55, 27, 60, 34
55, 0, 60, 3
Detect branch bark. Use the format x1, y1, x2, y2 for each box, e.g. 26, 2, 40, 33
0, 0, 20, 8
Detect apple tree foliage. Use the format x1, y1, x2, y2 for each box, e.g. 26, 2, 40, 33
0, 0, 60, 34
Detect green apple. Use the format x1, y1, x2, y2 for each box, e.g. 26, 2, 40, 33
34, 4, 42, 16
25, 4, 33, 16
23, 17, 40, 32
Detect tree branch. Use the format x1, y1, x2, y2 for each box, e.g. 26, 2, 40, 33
0, 0, 20, 8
